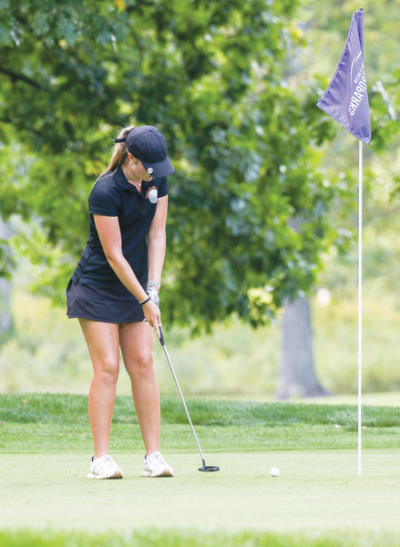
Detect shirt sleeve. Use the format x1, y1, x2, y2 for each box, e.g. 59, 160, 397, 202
88, 182, 119, 216
158, 176, 168, 198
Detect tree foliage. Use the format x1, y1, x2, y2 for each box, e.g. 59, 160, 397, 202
0, 0, 357, 332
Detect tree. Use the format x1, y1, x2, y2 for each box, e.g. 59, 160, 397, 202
0, 0, 353, 334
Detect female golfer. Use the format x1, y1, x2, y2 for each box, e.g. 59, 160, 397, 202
66, 125, 174, 479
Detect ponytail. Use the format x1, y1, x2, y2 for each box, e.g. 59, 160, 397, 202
95, 125, 135, 184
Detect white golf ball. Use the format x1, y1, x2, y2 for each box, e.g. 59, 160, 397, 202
270, 467, 279, 477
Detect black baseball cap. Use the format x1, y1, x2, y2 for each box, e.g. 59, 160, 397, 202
115, 125, 174, 178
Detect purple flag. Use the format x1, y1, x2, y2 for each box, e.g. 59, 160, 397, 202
317, 10, 371, 143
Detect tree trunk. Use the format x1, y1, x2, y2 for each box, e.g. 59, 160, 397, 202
0, 277, 12, 332
276, 296, 330, 399
0, 216, 13, 334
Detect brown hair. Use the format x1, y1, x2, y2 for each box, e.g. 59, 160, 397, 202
98, 125, 135, 181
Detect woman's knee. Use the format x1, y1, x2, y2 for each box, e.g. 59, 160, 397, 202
126, 352, 154, 378
93, 359, 119, 383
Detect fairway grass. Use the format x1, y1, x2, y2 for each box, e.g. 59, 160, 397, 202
1, 451, 400, 534
2, 393, 400, 427
1, 529, 400, 547
1, 393, 399, 453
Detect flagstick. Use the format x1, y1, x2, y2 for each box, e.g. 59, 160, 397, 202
358, 138, 363, 476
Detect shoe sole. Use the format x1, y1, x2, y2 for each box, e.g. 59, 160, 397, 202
87, 471, 123, 480
141, 469, 174, 478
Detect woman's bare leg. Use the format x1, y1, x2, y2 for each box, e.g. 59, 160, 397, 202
119, 321, 160, 454
78, 318, 120, 459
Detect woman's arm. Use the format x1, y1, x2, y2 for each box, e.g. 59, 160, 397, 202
148, 195, 168, 285
93, 214, 162, 338
93, 215, 148, 302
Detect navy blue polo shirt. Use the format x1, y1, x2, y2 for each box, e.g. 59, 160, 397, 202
71, 166, 168, 287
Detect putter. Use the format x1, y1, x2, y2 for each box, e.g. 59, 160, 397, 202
158, 326, 220, 473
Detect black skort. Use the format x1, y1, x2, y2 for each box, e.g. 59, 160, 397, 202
66, 277, 147, 324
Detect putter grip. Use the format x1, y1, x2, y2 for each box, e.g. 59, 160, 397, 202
159, 327, 165, 346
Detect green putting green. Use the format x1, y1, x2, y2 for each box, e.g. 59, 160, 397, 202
1, 394, 399, 541
1, 450, 399, 533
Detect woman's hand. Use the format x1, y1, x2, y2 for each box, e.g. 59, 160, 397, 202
142, 298, 162, 339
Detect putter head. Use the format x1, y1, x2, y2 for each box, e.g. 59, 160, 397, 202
199, 465, 220, 472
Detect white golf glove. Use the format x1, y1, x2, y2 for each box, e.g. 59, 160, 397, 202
147, 287, 160, 307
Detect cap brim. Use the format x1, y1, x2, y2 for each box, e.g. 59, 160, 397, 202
142, 156, 175, 178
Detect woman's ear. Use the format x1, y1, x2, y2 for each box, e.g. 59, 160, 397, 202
128, 153, 138, 164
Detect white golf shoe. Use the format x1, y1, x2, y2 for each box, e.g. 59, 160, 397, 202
141, 451, 174, 478
87, 454, 123, 479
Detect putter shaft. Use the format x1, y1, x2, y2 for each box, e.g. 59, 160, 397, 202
159, 328, 206, 468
